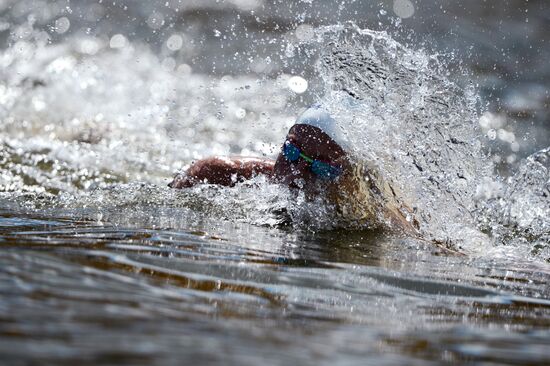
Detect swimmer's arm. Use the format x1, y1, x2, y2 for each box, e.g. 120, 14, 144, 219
168, 157, 275, 188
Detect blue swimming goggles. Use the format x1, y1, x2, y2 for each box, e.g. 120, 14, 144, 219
282, 141, 342, 180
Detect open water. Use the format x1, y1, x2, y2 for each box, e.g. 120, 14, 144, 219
0, 1, 549, 365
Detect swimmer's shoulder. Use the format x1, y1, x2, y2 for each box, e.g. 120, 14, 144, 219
169, 156, 274, 188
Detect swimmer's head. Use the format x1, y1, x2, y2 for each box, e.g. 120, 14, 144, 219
273, 106, 350, 190
291, 105, 349, 150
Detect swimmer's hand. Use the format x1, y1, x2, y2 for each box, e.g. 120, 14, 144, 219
168, 157, 274, 188
168, 172, 196, 189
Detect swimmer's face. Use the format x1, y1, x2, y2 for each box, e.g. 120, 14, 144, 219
273, 124, 349, 190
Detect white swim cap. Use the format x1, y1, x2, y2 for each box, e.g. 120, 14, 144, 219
295, 104, 348, 149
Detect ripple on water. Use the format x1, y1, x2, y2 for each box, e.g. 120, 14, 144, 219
0, 209, 549, 364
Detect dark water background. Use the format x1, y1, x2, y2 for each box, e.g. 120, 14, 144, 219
0, 1, 549, 365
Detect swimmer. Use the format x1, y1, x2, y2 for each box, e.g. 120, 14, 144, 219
169, 105, 420, 234
169, 106, 346, 190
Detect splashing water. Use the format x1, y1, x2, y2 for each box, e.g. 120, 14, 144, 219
1, 5, 550, 365
285, 24, 492, 249
0, 21, 294, 191
300, 24, 548, 258
0, 20, 548, 260
478, 147, 550, 261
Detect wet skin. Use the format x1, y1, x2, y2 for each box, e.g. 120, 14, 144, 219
168, 125, 428, 241
169, 124, 348, 190
168, 157, 275, 188
168, 126, 450, 249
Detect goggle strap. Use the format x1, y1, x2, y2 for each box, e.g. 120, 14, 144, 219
299, 152, 314, 163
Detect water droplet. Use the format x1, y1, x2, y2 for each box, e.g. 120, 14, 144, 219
235, 108, 246, 119
393, 0, 415, 19
177, 64, 192, 74
55, 17, 70, 34
166, 34, 183, 51
109, 34, 127, 49
287, 76, 308, 94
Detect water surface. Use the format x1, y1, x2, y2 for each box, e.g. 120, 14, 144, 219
0, 1, 549, 365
